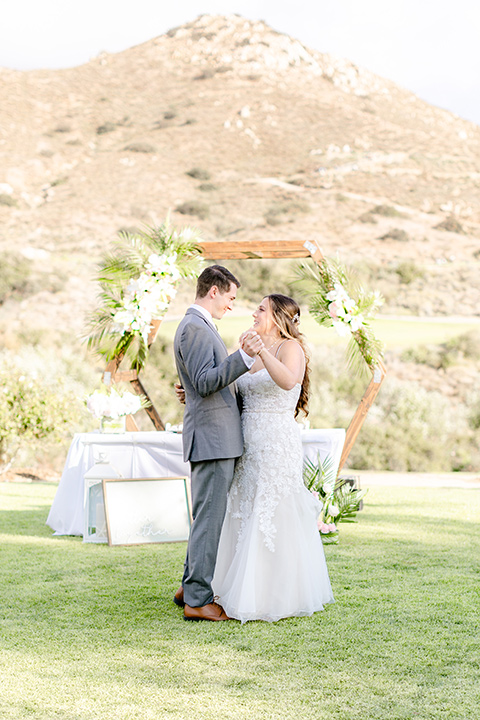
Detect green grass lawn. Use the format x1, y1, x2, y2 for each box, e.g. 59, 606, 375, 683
161, 313, 480, 351
1, 481, 479, 720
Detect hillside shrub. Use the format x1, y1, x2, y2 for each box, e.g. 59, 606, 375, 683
358, 212, 377, 223
265, 200, 311, 225
468, 394, 480, 430
402, 331, 480, 370
380, 228, 410, 242
195, 68, 216, 80
123, 142, 156, 153
186, 167, 211, 181
346, 379, 473, 472
175, 201, 209, 219
396, 260, 425, 284
0, 371, 79, 471
0, 194, 16, 207
435, 215, 465, 234
96, 122, 116, 134
372, 204, 405, 218
446, 329, 480, 359
0, 254, 32, 303
0, 345, 96, 471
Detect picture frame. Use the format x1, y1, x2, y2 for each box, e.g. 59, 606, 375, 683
103, 477, 191, 546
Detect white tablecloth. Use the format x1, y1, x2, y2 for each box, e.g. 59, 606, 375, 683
46, 429, 345, 536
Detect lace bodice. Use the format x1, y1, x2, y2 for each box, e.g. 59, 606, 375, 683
227, 369, 305, 552
238, 368, 301, 415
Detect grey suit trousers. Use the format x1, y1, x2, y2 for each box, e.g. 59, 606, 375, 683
182, 457, 236, 607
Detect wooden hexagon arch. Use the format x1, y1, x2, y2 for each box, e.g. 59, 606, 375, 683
103, 238, 386, 474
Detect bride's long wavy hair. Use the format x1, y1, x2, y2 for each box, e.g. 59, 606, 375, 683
266, 294, 310, 418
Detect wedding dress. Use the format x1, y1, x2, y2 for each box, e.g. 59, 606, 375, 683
213, 368, 334, 623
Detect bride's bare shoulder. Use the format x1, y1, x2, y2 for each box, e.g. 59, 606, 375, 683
277, 339, 305, 359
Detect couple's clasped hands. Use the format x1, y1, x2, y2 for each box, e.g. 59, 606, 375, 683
174, 328, 264, 404
239, 328, 264, 357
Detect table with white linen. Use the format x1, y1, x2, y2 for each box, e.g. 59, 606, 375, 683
46, 429, 345, 537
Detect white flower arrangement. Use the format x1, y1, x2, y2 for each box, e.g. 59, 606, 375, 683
111, 252, 182, 344
326, 283, 365, 336
86, 388, 147, 419
295, 256, 385, 375
303, 454, 368, 545
86, 224, 204, 370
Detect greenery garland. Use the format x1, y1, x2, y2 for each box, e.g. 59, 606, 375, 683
86, 223, 203, 370
295, 256, 385, 376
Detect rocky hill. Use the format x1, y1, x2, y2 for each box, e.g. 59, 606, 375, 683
1, 13, 480, 337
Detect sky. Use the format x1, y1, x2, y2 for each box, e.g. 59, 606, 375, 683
2, 0, 480, 126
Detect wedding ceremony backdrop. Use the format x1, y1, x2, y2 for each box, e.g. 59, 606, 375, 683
87, 225, 386, 474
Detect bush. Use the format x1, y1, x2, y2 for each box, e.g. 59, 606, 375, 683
371, 204, 405, 218
0, 344, 97, 471
186, 167, 211, 181
96, 122, 116, 134
175, 201, 209, 219
0, 254, 32, 303
401, 331, 480, 371
264, 200, 311, 225
379, 228, 410, 242
446, 330, 480, 359
346, 379, 474, 472
0, 194, 16, 207
396, 261, 424, 284
199, 183, 218, 192
123, 142, 156, 153
401, 345, 443, 368
358, 212, 377, 224
194, 68, 216, 80
435, 215, 465, 234
0, 371, 81, 470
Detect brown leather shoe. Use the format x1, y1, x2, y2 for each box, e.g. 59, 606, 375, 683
173, 586, 185, 608
184, 602, 231, 621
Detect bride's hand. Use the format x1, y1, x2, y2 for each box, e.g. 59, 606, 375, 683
239, 328, 253, 344
240, 328, 264, 357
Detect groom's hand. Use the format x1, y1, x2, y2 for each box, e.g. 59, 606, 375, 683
174, 383, 186, 404
241, 329, 264, 357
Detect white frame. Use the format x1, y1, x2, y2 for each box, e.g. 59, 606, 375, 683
103, 477, 191, 546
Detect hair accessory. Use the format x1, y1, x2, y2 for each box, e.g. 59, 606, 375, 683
292, 312, 300, 324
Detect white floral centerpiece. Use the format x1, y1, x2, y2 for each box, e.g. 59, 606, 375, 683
86, 223, 204, 371
86, 387, 150, 433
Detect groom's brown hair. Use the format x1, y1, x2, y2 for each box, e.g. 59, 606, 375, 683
196, 265, 241, 298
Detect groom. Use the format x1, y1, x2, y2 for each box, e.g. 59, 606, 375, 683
173, 265, 263, 621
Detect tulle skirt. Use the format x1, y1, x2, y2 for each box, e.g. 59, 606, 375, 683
213, 485, 334, 623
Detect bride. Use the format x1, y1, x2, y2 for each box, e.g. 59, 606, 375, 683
212, 293, 334, 623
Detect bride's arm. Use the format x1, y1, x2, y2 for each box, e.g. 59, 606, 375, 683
258, 340, 305, 390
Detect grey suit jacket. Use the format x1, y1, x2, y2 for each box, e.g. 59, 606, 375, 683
174, 308, 249, 463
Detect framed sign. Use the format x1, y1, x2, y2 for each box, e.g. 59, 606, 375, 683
103, 477, 191, 546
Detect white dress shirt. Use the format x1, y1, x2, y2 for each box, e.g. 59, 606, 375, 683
190, 304, 255, 369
